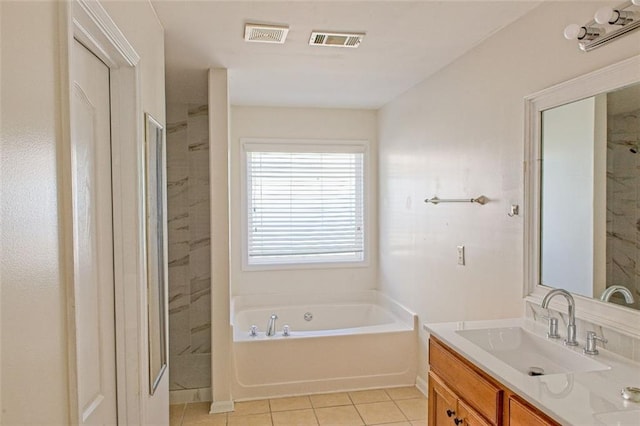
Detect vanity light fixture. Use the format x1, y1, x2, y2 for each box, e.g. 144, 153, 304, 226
564, 0, 640, 51
594, 6, 635, 26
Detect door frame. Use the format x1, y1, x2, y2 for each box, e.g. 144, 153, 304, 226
59, 1, 146, 423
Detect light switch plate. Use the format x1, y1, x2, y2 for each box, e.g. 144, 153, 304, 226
457, 245, 465, 265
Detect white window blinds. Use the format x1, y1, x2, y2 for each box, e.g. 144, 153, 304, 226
244, 141, 366, 266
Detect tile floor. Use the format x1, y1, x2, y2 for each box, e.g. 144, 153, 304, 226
170, 387, 427, 426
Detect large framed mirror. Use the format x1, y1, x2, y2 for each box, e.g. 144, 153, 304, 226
145, 112, 168, 395
524, 55, 640, 338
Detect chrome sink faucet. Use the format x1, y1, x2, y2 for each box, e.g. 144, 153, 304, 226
266, 313, 278, 337
541, 288, 578, 346
584, 331, 608, 355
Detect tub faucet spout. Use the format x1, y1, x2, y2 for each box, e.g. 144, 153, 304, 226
266, 314, 278, 337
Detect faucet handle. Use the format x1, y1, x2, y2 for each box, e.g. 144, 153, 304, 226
541, 315, 561, 339
249, 325, 258, 337
583, 331, 607, 355
282, 324, 290, 337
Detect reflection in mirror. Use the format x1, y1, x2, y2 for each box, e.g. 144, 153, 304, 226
540, 83, 640, 310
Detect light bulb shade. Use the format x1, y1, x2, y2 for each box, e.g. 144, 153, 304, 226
595, 7, 615, 24
564, 24, 583, 40
564, 25, 602, 42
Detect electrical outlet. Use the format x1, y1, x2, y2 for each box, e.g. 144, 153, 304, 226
457, 245, 465, 265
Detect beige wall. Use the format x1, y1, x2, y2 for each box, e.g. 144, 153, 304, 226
0, 1, 166, 423
229, 106, 378, 296
377, 1, 640, 383
1, 2, 68, 422
101, 1, 168, 421
0, 1, 3, 416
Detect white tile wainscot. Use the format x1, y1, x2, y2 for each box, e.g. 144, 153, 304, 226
424, 318, 640, 425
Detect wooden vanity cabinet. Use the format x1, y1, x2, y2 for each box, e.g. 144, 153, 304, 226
429, 372, 491, 426
428, 336, 559, 426
508, 396, 556, 426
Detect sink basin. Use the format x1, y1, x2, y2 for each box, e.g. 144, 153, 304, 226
455, 327, 610, 376
595, 410, 640, 425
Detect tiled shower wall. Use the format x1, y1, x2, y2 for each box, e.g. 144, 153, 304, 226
167, 104, 211, 401
606, 104, 640, 310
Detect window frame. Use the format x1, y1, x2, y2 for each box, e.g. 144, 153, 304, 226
240, 138, 370, 271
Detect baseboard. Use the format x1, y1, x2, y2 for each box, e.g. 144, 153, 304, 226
169, 387, 212, 405
415, 375, 428, 398
210, 400, 235, 414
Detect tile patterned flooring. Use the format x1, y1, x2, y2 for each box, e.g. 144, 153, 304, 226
170, 387, 427, 426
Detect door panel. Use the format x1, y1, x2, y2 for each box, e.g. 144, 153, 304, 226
71, 39, 117, 424
458, 400, 491, 426
429, 372, 458, 426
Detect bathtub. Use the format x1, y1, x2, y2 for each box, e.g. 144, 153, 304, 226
230, 291, 418, 400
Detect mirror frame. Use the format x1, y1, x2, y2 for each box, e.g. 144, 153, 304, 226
144, 112, 168, 395
524, 54, 640, 339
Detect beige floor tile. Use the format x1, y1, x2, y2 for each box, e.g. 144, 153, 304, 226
384, 387, 425, 401
411, 420, 427, 426
309, 392, 352, 408
314, 405, 364, 425
230, 400, 271, 417
182, 411, 227, 425
228, 412, 273, 426
395, 399, 427, 421
182, 402, 227, 425
183, 402, 212, 417
272, 409, 318, 425
270, 396, 312, 412
375, 423, 411, 426
355, 401, 406, 425
170, 404, 186, 425
348, 389, 391, 404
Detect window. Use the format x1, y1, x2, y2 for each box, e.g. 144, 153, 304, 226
242, 139, 367, 268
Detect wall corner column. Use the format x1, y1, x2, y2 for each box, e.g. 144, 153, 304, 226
208, 68, 233, 413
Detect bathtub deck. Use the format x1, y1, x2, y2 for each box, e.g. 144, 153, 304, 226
170, 387, 427, 426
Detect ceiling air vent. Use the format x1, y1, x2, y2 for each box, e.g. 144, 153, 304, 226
309, 31, 365, 48
244, 23, 289, 44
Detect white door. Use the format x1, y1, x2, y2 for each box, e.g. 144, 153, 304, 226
71, 39, 118, 424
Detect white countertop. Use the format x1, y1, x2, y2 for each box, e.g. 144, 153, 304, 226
424, 318, 640, 426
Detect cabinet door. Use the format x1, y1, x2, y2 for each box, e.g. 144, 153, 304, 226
429, 372, 458, 426
509, 396, 557, 426
457, 399, 492, 426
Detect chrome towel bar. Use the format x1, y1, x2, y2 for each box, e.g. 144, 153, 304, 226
424, 196, 488, 205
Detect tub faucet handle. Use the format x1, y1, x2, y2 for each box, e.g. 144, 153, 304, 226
283, 325, 290, 337
249, 325, 258, 337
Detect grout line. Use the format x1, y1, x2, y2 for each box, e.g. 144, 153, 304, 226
179, 403, 186, 426
352, 400, 367, 426
390, 398, 410, 423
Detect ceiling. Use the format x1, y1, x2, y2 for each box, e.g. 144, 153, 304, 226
153, 1, 541, 109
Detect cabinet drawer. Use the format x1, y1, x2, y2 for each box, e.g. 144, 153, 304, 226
509, 396, 558, 426
429, 337, 502, 424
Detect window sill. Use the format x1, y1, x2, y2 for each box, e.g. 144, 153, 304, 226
241, 259, 369, 272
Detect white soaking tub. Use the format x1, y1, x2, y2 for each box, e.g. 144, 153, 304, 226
230, 290, 418, 400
